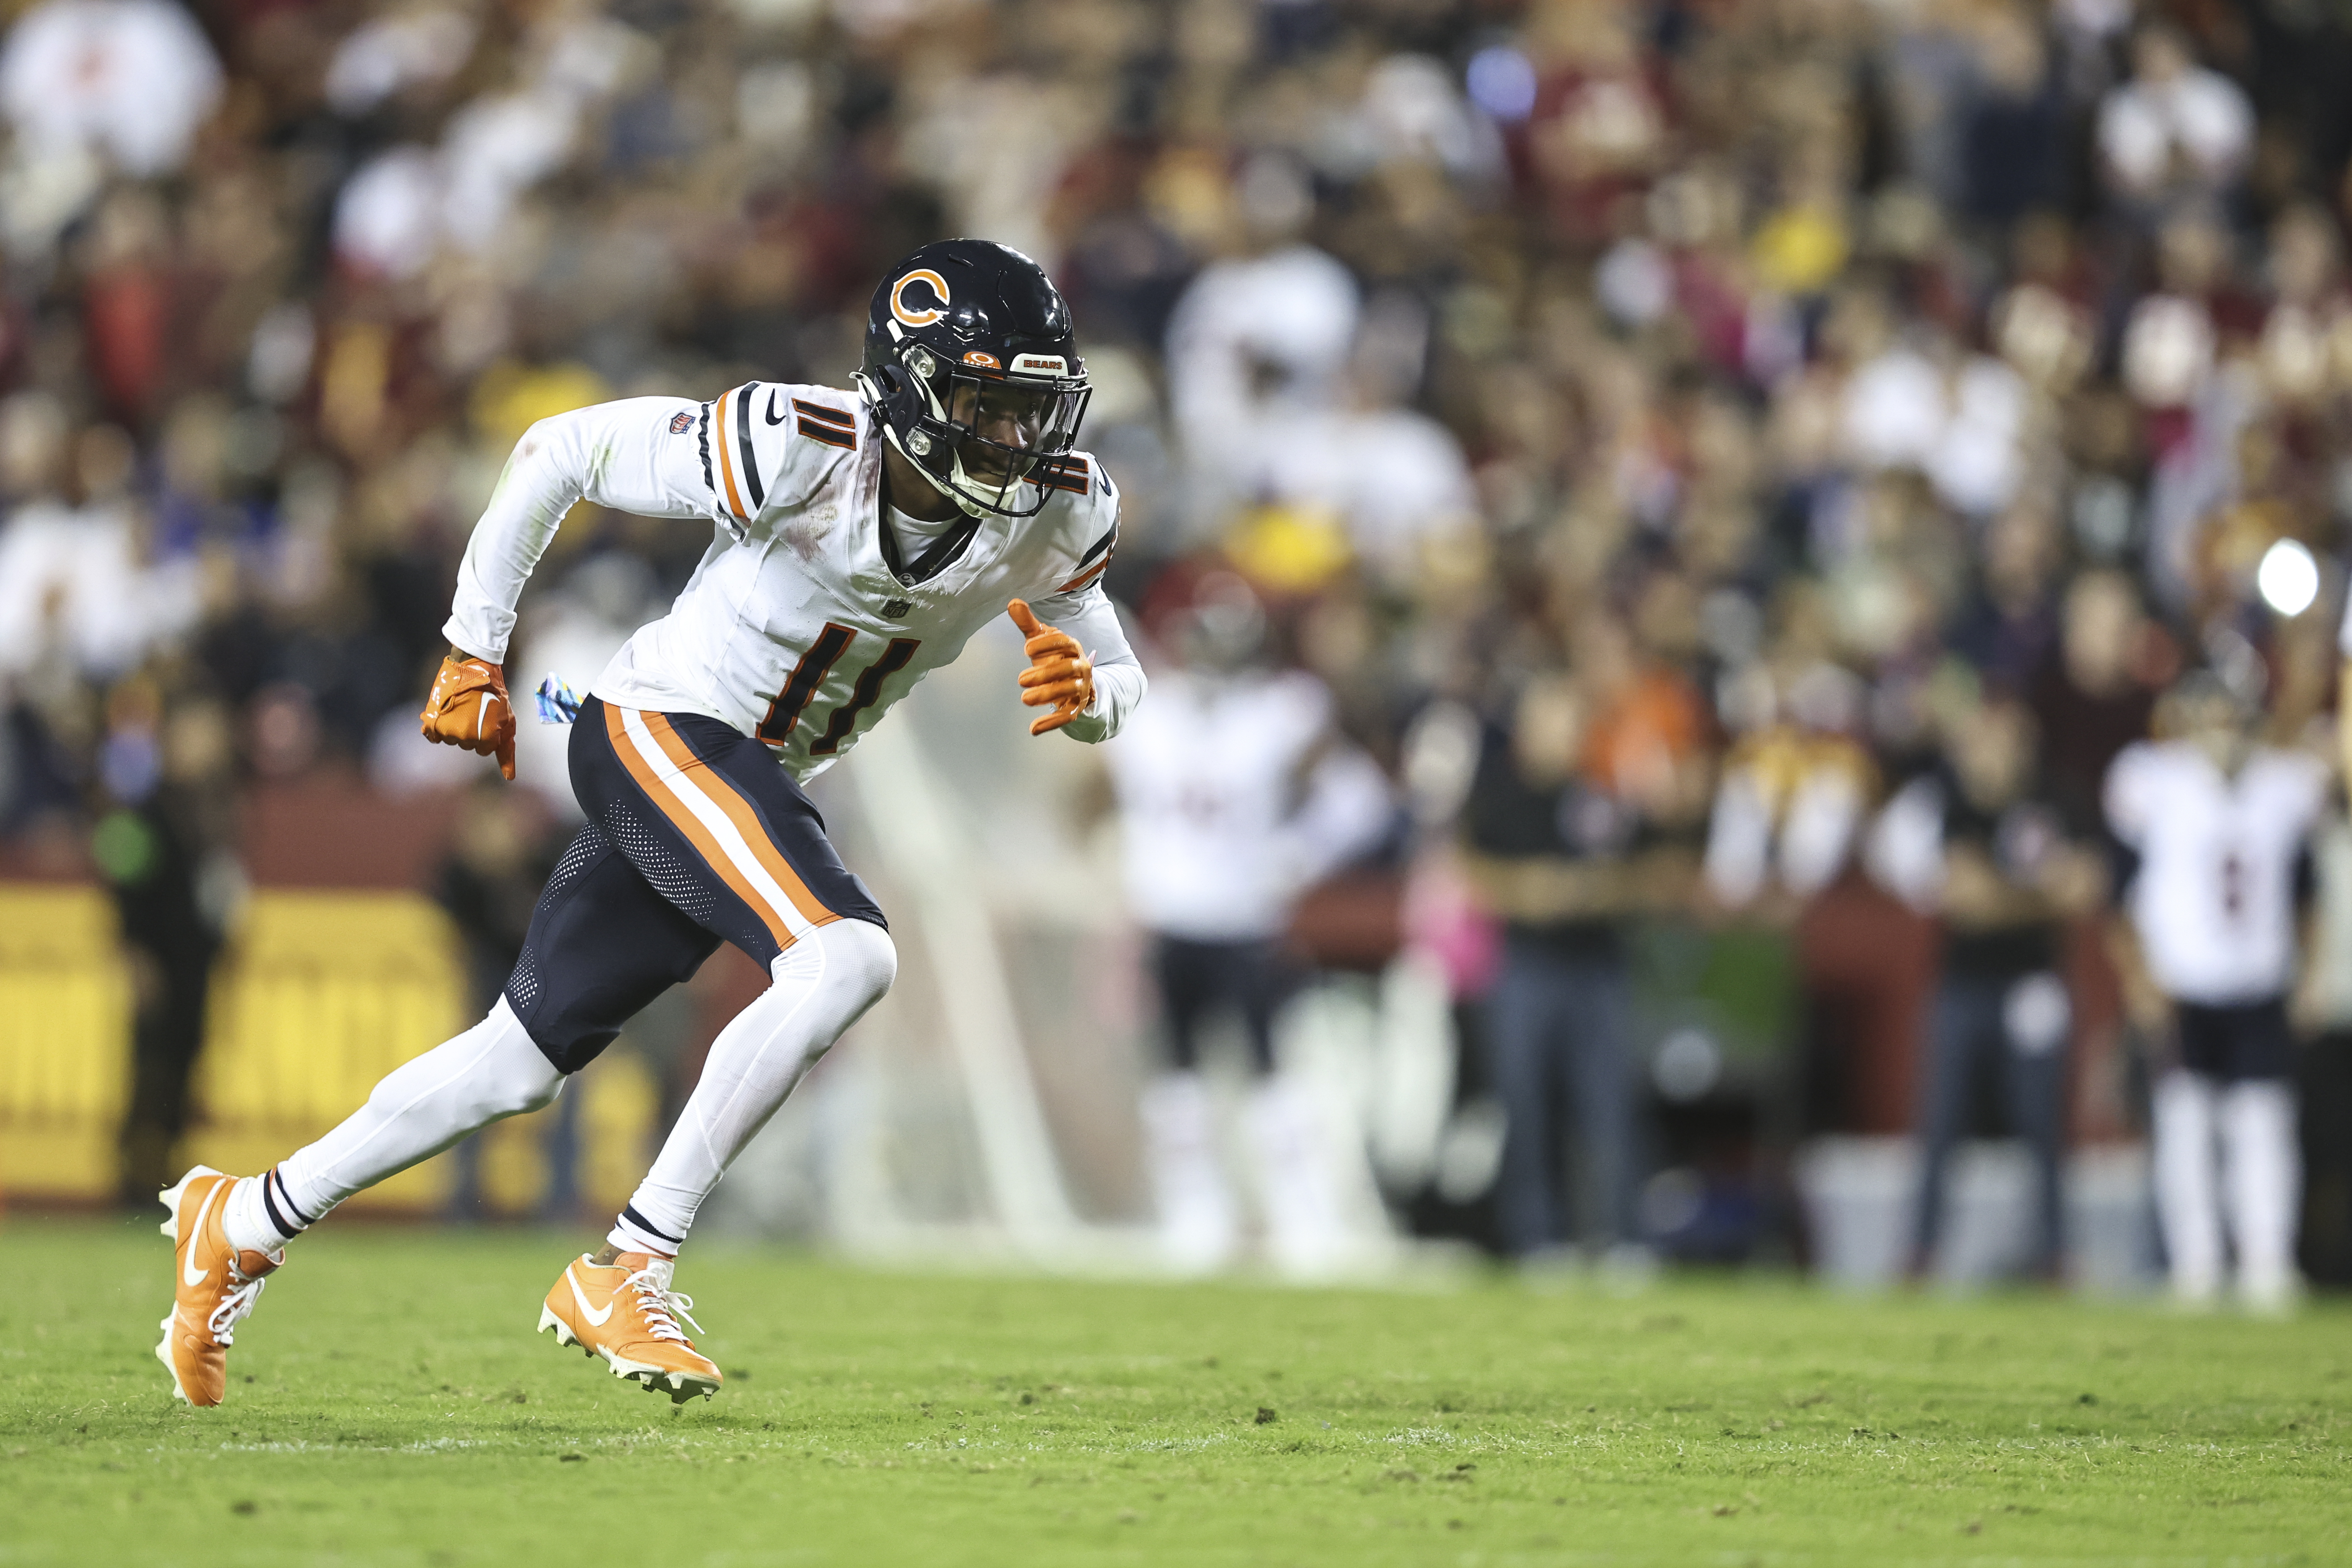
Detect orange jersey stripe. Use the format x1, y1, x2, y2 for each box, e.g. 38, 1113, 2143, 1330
1056, 559, 1110, 594
639, 712, 837, 929
603, 704, 795, 952
712, 386, 749, 521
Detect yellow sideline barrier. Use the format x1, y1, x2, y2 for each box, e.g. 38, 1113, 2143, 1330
183, 889, 471, 1209
0, 884, 654, 1214
0, 885, 132, 1199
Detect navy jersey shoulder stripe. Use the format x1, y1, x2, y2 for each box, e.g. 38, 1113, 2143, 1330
793, 398, 855, 430
1037, 454, 1090, 495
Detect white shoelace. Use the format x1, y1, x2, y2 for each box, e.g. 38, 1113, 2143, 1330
623, 1266, 704, 1344
207, 1275, 268, 1343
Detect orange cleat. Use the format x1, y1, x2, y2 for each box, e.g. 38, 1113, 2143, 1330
537, 1253, 721, 1404
156, 1167, 281, 1407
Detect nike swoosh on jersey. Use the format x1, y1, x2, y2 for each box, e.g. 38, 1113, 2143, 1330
765, 389, 785, 426
566, 1266, 615, 1327
182, 1179, 225, 1287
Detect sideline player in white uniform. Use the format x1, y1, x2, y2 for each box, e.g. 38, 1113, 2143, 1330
154, 241, 1144, 1406
2106, 672, 2326, 1311
1103, 573, 1392, 1274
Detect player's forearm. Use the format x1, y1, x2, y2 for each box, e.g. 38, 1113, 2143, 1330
443, 410, 601, 662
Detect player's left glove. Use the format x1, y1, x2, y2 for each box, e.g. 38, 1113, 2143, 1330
420, 649, 516, 779
1007, 599, 1094, 736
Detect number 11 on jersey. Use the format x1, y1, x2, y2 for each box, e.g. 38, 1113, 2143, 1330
758, 623, 922, 754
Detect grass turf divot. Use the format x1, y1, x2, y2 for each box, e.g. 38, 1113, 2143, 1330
3, 1217, 2347, 1566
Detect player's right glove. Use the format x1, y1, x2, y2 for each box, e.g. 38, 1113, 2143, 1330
419, 648, 516, 780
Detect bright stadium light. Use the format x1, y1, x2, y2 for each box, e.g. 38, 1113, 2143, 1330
2257, 538, 2319, 617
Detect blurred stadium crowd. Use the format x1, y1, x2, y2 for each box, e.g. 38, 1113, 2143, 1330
7, 0, 2352, 1289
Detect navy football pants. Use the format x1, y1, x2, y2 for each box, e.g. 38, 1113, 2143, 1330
503, 695, 886, 1073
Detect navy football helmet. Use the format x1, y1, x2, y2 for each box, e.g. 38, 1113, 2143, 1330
855, 239, 1091, 519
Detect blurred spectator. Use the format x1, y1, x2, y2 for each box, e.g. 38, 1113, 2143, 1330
2028, 569, 2164, 835
103, 684, 240, 1202
1868, 697, 2104, 1281
1163, 154, 1359, 543
0, 0, 220, 186
1104, 573, 1391, 1274
2107, 674, 2326, 1311
1459, 663, 1691, 1270
2096, 23, 2253, 213
1703, 662, 1874, 913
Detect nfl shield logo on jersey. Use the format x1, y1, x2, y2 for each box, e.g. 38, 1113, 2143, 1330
668, 411, 693, 434
881, 597, 912, 619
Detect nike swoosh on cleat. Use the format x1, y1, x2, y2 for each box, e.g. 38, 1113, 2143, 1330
566, 1266, 615, 1327
182, 1180, 225, 1288
765, 389, 785, 425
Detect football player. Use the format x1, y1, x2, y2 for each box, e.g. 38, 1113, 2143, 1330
1104, 573, 1393, 1276
155, 241, 1144, 1406
2107, 671, 2326, 1311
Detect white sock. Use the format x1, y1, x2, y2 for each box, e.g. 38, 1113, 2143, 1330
1246, 1076, 1344, 1275
2152, 1070, 2222, 1302
223, 998, 565, 1254
221, 1168, 311, 1256
2220, 1079, 2300, 1309
1139, 1072, 1234, 1271
610, 919, 895, 1256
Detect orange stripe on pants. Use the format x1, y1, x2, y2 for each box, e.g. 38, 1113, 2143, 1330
602, 703, 800, 953
637, 713, 837, 929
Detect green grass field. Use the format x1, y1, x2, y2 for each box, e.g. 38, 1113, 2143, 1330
3, 1217, 2347, 1566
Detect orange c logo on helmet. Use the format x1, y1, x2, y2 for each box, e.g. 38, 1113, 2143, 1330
891, 269, 951, 328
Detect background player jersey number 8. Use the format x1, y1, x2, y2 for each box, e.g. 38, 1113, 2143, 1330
757, 622, 922, 755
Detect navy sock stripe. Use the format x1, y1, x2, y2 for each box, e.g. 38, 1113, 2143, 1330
263, 1168, 315, 1233
620, 1204, 683, 1245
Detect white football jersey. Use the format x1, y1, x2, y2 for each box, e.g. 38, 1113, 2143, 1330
443, 383, 1141, 781
2104, 740, 2328, 1004
1106, 668, 1389, 941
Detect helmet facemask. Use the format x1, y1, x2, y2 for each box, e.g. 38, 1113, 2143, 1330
860, 338, 1091, 520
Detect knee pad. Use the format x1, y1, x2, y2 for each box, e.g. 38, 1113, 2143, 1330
771, 917, 897, 1014
475, 997, 568, 1117
825, 916, 899, 1010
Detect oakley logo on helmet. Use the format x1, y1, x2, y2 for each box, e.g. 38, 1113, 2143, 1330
890, 269, 951, 328
962, 350, 1001, 368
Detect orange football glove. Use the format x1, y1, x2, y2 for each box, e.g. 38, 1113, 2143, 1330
1008, 599, 1094, 736
419, 649, 516, 779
